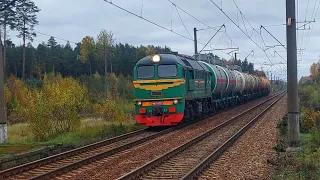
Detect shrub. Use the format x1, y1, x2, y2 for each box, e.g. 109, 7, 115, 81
93, 100, 130, 124
301, 108, 317, 132
4, 85, 11, 103
299, 85, 320, 109
4, 73, 134, 141
42, 77, 89, 135
79, 73, 105, 103
6, 76, 30, 124
24, 91, 53, 140
296, 147, 320, 179
79, 73, 133, 102
308, 127, 320, 150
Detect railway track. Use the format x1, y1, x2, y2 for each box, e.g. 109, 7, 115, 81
0, 127, 174, 179
118, 91, 285, 180
0, 93, 279, 180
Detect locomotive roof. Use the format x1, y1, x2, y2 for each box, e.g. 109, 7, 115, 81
136, 54, 210, 72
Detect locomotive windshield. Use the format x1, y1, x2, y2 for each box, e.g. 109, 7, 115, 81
158, 64, 177, 78
137, 66, 154, 78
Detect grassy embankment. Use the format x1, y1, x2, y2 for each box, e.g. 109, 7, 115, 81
272, 84, 320, 179
0, 73, 143, 157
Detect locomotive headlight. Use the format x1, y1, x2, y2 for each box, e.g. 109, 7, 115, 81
173, 99, 178, 104
151, 55, 160, 63
137, 101, 142, 106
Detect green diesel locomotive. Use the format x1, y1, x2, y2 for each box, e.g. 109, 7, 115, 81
133, 53, 270, 127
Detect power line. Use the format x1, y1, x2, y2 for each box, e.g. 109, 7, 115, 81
262, 23, 286, 28
101, 0, 193, 41
260, 25, 286, 50
223, 31, 247, 56
35, 31, 78, 44
304, 0, 320, 50
232, 0, 260, 35
167, 0, 212, 28
208, 0, 281, 71
259, 32, 283, 71
197, 28, 208, 41
101, 0, 239, 59
199, 24, 225, 53
299, 0, 311, 50
174, 5, 192, 38
231, 0, 287, 70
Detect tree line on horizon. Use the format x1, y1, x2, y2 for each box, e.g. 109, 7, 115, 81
0, 0, 263, 81
3, 35, 264, 80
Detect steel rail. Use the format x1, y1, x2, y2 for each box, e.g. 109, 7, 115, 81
0, 128, 163, 178
118, 92, 285, 180
181, 92, 285, 180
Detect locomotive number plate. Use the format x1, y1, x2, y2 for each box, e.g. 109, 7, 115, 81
151, 101, 163, 106
151, 91, 162, 96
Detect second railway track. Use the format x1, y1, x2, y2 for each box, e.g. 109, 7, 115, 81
0, 92, 282, 180
119, 92, 285, 180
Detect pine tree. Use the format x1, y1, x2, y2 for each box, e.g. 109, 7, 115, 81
0, 0, 18, 73
16, 0, 40, 80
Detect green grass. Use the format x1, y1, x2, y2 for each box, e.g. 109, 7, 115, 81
300, 133, 310, 143
0, 117, 143, 157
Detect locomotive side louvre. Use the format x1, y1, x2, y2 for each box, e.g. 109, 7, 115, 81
179, 56, 211, 100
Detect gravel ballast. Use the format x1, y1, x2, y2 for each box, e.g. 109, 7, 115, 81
55, 95, 277, 180
199, 95, 287, 180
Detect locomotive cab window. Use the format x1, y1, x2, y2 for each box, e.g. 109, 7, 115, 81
137, 66, 154, 78
158, 64, 177, 78
189, 70, 194, 79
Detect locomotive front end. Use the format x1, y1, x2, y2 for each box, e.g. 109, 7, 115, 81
133, 54, 186, 126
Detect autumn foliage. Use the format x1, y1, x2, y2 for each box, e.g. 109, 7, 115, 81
5, 73, 134, 140
301, 108, 319, 133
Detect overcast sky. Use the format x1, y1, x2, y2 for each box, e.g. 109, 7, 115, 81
8, 0, 320, 81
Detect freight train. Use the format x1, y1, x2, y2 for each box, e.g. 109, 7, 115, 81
133, 53, 271, 127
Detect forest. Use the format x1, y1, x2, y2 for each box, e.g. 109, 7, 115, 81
4, 35, 257, 80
